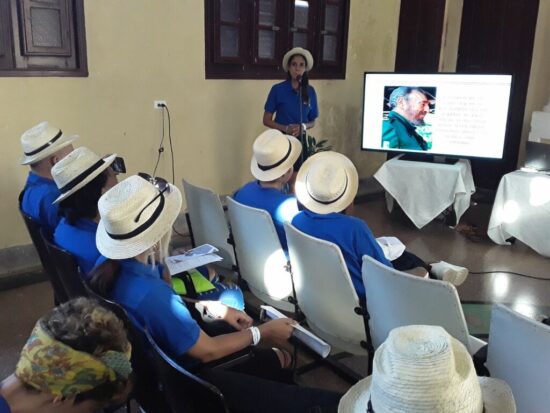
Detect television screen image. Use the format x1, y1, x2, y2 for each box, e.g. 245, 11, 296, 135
362, 73, 513, 159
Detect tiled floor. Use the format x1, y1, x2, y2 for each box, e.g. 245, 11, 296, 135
1, 196, 548, 395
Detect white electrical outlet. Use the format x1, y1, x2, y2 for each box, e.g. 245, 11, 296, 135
154, 100, 167, 109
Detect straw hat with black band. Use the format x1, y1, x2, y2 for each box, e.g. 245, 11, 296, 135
51, 147, 117, 204
96, 175, 182, 260
250, 129, 302, 182
282, 47, 314, 72
20, 121, 78, 165
295, 151, 359, 214
338, 325, 516, 413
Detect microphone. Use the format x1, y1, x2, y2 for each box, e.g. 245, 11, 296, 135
296, 75, 302, 83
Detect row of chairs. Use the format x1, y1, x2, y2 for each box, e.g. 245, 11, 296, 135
183, 180, 550, 413
19, 209, 231, 413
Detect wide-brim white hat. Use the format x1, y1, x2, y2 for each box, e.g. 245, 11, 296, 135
338, 325, 516, 413
250, 129, 302, 181
295, 151, 358, 214
282, 47, 314, 71
96, 175, 182, 260
52, 147, 116, 204
20, 121, 78, 165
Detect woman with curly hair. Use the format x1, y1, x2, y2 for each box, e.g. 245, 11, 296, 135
0, 297, 132, 413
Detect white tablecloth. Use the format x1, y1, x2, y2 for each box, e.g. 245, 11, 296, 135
488, 170, 550, 257
374, 157, 476, 229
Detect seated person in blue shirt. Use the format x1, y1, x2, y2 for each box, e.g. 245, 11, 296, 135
381, 87, 432, 151
52, 147, 119, 275
19, 121, 78, 233
233, 129, 301, 251
292, 152, 469, 299
263, 47, 318, 142
89, 175, 342, 413
0, 297, 132, 413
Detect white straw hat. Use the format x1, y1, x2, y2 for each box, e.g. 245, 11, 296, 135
250, 129, 302, 181
295, 151, 358, 214
282, 47, 314, 71
20, 121, 78, 165
96, 175, 182, 260
52, 147, 116, 204
338, 325, 516, 413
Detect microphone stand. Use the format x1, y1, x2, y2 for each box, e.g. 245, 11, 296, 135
298, 77, 306, 165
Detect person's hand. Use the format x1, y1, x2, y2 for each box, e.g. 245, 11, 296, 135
285, 124, 301, 137
258, 318, 296, 342
223, 307, 253, 330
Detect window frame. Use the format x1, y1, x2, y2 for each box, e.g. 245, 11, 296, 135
205, 0, 350, 80
0, 0, 88, 77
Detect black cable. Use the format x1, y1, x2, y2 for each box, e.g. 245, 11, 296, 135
470, 270, 550, 281
157, 104, 184, 237
152, 107, 166, 178
164, 105, 175, 184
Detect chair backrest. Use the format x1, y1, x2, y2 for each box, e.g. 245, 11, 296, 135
182, 180, 236, 270
42, 233, 88, 299
226, 197, 295, 312
487, 304, 550, 413
145, 329, 229, 413
84, 286, 171, 413
362, 254, 472, 352
285, 223, 369, 355
19, 210, 68, 303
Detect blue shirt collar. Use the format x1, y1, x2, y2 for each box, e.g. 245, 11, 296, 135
26, 171, 56, 186
120, 258, 161, 279
303, 209, 342, 220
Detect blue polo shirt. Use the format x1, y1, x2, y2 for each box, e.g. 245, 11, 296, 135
291, 211, 392, 297
110, 259, 201, 359
264, 80, 319, 126
234, 181, 299, 251
0, 396, 10, 413
20, 172, 60, 233
54, 217, 99, 276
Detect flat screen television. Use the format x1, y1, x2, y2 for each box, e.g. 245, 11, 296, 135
361, 73, 513, 160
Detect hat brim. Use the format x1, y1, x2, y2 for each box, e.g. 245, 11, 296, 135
53, 154, 117, 204
95, 183, 182, 260
295, 151, 359, 214
282, 47, 314, 71
250, 134, 302, 181
20, 134, 79, 165
338, 376, 516, 413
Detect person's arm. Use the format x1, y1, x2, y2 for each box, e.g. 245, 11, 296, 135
187, 318, 295, 363
196, 301, 253, 331
263, 111, 288, 133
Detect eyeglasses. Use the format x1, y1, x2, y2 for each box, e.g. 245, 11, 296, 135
135, 172, 171, 223
138, 172, 170, 193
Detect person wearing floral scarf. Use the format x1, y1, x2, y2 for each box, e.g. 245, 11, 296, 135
0, 298, 132, 413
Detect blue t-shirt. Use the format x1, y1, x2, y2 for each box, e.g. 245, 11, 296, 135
0, 396, 10, 413
264, 79, 319, 126
234, 181, 299, 251
291, 210, 392, 297
110, 259, 201, 359
20, 172, 60, 233
54, 217, 99, 276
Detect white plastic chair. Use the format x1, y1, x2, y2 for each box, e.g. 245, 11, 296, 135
487, 304, 550, 413
284, 223, 371, 356
362, 254, 486, 355
226, 197, 295, 312
182, 180, 236, 270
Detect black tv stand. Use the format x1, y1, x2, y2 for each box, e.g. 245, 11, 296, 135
398, 153, 459, 165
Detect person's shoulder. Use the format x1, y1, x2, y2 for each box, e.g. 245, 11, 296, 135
234, 180, 257, 198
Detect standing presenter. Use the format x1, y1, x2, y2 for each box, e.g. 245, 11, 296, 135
263, 47, 319, 166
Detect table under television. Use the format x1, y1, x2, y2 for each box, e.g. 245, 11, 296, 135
373, 155, 476, 229
487, 170, 550, 257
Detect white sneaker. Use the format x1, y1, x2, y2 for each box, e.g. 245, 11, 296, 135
430, 261, 469, 286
